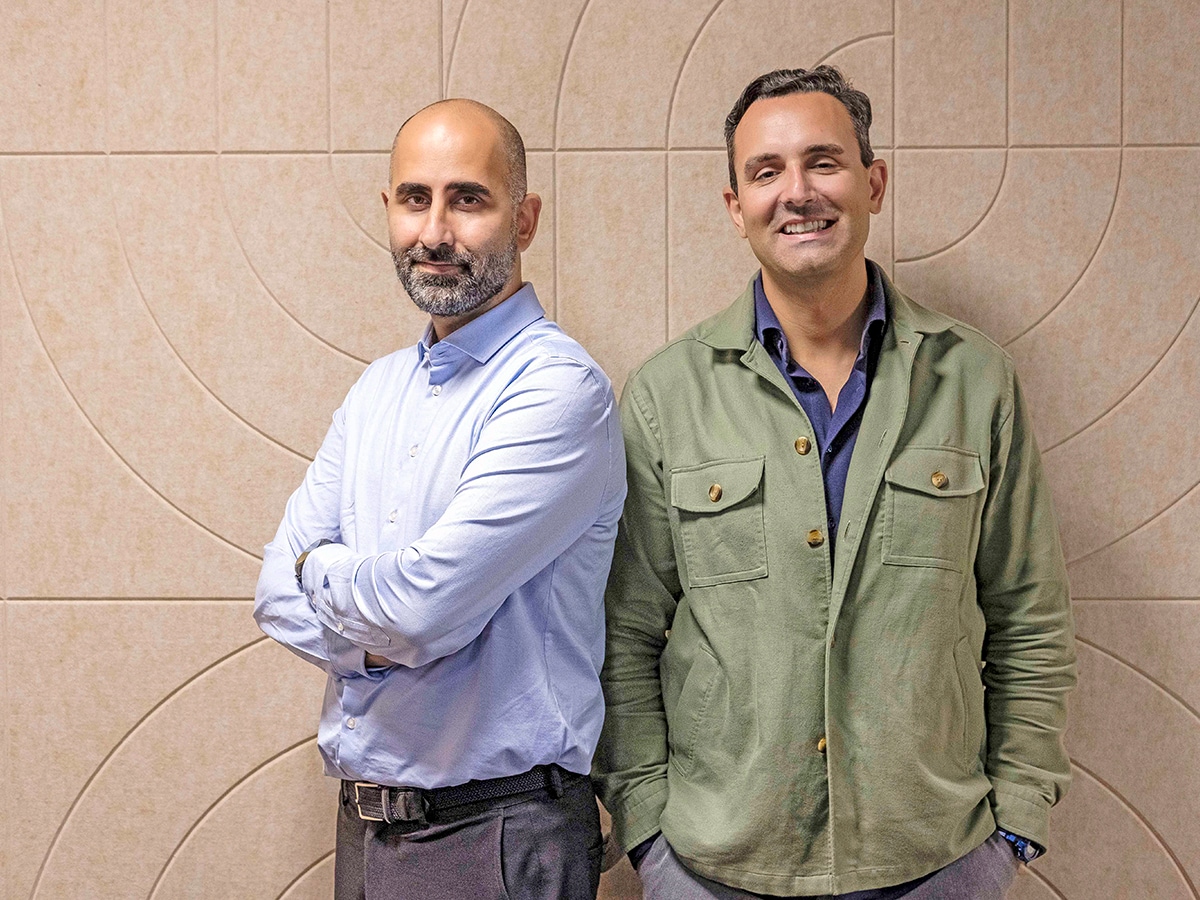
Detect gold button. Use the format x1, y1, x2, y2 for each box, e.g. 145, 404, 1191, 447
794, 436, 811, 455
709, 484, 723, 502
931, 471, 949, 490
806, 529, 824, 547
817, 735, 827, 753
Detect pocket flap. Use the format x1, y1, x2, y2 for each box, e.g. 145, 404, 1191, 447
671, 457, 765, 513
885, 446, 984, 498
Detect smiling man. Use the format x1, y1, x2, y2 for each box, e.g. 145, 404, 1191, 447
254, 99, 624, 900
594, 67, 1076, 899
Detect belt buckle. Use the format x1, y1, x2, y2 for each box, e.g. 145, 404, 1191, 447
353, 782, 386, 822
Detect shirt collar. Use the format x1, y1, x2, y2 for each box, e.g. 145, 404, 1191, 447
418, 283, 545, 366
753, 261, 888, 368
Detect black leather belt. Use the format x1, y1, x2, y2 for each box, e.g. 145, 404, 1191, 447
345, 764, 570, 824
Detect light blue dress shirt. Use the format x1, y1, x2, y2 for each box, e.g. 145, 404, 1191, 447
254, 284, 626, 789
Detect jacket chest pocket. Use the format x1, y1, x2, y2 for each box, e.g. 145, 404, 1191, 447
670, 457, 767, 588
883, 447, 985, 572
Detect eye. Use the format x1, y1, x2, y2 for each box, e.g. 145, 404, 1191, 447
403, 194, 430, 208
753, 168, 779, 181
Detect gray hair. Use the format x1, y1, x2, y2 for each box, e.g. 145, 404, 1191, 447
724, 65, 874, 194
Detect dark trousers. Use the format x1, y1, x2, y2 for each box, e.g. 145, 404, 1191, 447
334, 769, 603, 900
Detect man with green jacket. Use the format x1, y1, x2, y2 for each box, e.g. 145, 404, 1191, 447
593, 66, 1076, 899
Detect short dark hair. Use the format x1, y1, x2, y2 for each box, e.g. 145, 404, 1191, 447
724, 65, 874, 193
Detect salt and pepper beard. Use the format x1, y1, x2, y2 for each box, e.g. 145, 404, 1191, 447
393, 224, 519, 318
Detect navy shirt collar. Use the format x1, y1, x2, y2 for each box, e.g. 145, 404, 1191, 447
753, 261, 888, 375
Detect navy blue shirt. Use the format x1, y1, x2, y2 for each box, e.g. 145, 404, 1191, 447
754, 262, 888, 556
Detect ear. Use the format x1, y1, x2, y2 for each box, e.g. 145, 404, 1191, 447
381, 188, 390, 209
515, 193, 543, 253
723, 185, 748, 239
867, 157, 888, 214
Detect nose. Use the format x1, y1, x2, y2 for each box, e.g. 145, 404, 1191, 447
417, 199, 454, 250
780, 165, 816, 209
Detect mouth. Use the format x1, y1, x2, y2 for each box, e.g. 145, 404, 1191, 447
780, 219, 835, 236
414, 260, 466, 275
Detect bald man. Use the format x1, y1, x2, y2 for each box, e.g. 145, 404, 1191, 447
254, 100, 625, 900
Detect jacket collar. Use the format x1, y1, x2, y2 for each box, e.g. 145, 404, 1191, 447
694, 263, 954, 353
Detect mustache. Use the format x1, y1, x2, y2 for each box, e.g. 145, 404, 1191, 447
403, 244, 473, 271
776, 200, 838, 221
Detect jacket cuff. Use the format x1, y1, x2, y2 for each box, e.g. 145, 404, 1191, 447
989, 777, 1053, 851
610, 777, 670, 854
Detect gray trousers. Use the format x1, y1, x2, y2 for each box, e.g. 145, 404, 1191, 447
637, 832, 1020, 900
334, 770, 603, 900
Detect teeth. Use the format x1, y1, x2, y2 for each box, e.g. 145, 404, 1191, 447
783, 220, 832, 234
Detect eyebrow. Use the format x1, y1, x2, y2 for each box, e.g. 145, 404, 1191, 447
741, 143, 849, 179
447, 180, 492, 197
393, 180, 494, 199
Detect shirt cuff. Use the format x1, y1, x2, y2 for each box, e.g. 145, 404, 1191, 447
302, 543, 390, 649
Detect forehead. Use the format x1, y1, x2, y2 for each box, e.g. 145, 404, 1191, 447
733, 91, 858, 159
389, 114, 508, 190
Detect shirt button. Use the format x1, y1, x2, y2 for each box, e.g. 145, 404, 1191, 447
817, 735, 827, 753
931, 471, 949, 490
708, 484, 723, 502
336, 621, 345, 633
794, 437, 811, 455
409, 445, 419, 457
388, 509, 397, 523
807, 529, 824, 547
346, 717, 357, 730
431, 384, 442, 396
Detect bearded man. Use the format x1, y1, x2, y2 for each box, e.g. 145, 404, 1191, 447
254, 99, 625, 900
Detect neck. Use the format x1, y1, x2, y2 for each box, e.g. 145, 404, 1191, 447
762, 259, 870, 363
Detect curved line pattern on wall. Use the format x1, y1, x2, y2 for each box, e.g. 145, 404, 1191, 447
665, 0, 726, 149
328, 153, 391, 253
1047, 292, 1200, 452
1002, 151, 1125, 348
276, 851, 336, 900
894, 152, 1010, 263
552, 0, 596, 149
215, 160, 369, 365
0, 174, 263, 564
1066, 477, 1200, 568
1026, 866, 1070, 900
812, 30, 894, 68
28, 636, 270, 898
1070, 760, 1200, 898
105, 157, 311, 462
445, 0, 474, 95
147, 735, 319, 899
1075, 636, 1200, 730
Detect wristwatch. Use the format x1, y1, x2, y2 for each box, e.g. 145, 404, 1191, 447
997, 829, 1042, 862
295, 539, 334, 587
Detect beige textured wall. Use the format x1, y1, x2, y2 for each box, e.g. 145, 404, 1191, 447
2, 1, 1197, 898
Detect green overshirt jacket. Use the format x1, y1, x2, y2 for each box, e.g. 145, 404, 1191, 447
593, 272, 1076, 896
